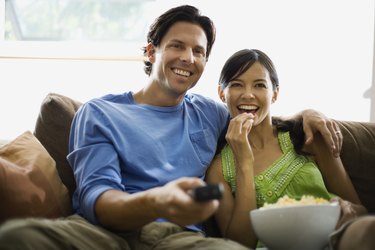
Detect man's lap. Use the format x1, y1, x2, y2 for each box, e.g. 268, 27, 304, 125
0, 215, 250, 250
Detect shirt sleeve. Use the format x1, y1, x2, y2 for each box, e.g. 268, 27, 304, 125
67, 101, 125, 224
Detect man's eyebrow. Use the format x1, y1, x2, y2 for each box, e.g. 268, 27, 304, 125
169, 39, 206, 51
169, 39, 183, 44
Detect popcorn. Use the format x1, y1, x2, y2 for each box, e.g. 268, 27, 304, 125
261, 195, 329, 209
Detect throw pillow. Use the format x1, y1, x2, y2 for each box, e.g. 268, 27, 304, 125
0, 131, 72, 223
34, 93, 82, 198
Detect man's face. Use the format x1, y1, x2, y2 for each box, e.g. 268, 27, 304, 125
148, 21, 208, 98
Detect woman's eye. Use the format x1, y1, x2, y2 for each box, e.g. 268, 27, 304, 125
255, 83, 267, 88
229, 82, 242, 88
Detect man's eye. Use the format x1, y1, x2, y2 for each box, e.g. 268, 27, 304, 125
194, 49, 205, 56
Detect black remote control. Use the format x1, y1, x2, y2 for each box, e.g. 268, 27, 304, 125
190, 183, 224, 202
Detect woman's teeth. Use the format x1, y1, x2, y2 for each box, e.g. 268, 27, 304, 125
238, 105, 258, 114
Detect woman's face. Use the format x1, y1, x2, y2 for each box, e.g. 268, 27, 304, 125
219, 62, 279, 126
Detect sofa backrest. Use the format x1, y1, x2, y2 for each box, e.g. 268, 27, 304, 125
33, 93, 375, 213
338, 120, 375, 213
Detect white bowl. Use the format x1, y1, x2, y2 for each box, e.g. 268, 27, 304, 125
250, 202, 340, 250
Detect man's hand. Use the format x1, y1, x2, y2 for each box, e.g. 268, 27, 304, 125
151, 177, 220, 226
301, 109, 343, 157
96, 177, 219, 231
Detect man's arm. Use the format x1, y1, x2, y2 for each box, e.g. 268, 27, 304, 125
95, 177, 220, 231
279, 109, 343, 158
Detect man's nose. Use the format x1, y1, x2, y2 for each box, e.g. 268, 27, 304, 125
180, 49, 194, 64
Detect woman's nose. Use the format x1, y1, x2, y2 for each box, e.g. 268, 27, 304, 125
242, 87, 255, 98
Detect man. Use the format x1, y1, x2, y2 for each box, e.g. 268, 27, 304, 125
0, 5, 341, 250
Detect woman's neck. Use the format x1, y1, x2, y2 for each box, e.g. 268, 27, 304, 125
248, 120, 277, 150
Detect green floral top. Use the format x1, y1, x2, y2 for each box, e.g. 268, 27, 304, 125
221, 131, 335, 208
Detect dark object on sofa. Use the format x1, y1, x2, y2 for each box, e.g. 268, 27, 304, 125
33, 93, 375, 216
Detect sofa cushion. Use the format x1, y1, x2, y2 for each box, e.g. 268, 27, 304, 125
0, 131, 72, 223
337, 120, 375, 213
34, 93, 82, 198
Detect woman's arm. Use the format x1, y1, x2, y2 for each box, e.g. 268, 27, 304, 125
307, 133, 369, 227
206, 113, 258, 248
206, 155, 258, 248
205, 156, 236, 235
308, 133, 361, 204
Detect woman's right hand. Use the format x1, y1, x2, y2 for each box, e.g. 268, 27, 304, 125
225, 113, 255, 161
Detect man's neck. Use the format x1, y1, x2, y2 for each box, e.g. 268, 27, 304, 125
133, 82, 186, 107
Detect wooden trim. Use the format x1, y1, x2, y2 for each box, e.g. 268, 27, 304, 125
371, 4, 375, 122
0, 55, 145, 61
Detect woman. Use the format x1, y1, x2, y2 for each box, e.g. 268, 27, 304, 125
206, 49, 373, 249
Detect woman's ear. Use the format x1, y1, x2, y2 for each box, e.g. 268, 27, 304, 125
146, 43, 156, 63
272, 86, 280, 103
218, 85, 225, 103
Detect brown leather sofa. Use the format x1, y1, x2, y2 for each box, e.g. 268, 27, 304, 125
34, 93, 375, 213
30, 93, 375, 218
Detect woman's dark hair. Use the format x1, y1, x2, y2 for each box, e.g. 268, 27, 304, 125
219, 49, 307, 154
272, 117, 307, 155
219, 49, 279, 91
142, 5, 216, 76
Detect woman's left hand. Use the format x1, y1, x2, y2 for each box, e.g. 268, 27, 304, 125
334, 198, 368, 229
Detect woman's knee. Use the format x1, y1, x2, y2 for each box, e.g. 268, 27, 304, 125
338, 216, 375, 250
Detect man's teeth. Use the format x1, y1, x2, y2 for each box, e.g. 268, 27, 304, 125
173, 68, 191, 77
238, 105, 257, 111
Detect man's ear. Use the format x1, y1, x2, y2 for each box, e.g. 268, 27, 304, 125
146, 43, 156, 63
218, 85, 225, 103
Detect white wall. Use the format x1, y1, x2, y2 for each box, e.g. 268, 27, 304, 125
0, 55, 148, 141
1, 0, 374, 140
191, 0, 374, 121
